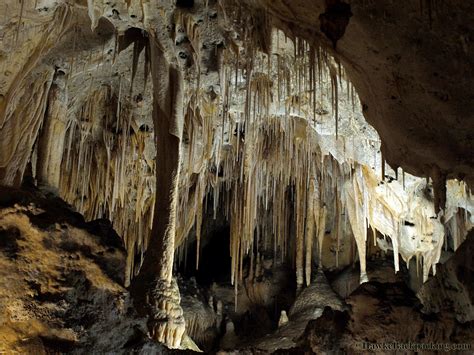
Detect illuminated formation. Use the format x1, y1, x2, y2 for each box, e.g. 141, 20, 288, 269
0, 0, 472, 352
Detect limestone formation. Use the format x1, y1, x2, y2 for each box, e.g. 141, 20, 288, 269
0, 0, 472, 352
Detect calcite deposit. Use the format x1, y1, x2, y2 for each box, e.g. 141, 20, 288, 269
0, 0, 472, 352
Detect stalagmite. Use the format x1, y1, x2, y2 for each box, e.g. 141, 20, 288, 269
220, 320, 238, 350
278, 310, 289, 327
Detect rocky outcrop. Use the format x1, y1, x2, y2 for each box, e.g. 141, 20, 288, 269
248, 269, 346, 352
301, 281, 473, 354
0, 186, 172, 353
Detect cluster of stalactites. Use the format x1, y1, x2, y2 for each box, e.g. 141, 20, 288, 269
59, 84, 155, 285
55, 2, 363, 290
173, 27, 359, 299
173, 23, 473, 300
344, 164, 473, 284
175, 109, 348, 296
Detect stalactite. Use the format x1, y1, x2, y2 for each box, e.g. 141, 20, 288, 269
344, 166, 368, 283
15, 0, 25, 45
87, 0, 99, 31
333, 73, 339, 140
381, 152, 385, 180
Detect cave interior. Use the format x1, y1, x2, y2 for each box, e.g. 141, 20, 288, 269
0, 0, 473, 353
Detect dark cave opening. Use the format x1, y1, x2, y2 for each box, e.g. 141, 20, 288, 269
176, 0, 194, 9
179, 224, 232, 287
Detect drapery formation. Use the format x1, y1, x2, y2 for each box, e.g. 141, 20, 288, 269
0, 5, 72, 185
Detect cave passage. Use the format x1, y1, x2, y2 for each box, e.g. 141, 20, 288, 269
179, 225, 232, 287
